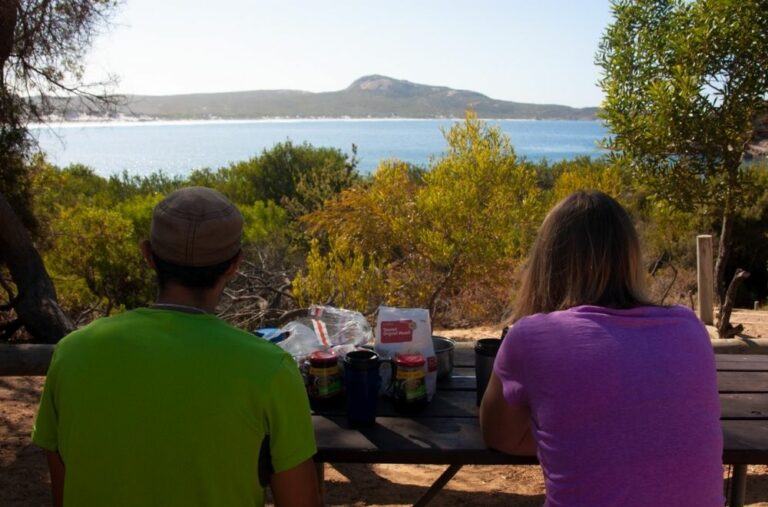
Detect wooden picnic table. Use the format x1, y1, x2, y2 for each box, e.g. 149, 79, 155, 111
312, 354, 768, 507
2, 344, 766, 505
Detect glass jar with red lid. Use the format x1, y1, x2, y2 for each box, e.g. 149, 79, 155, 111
307, 350, 342, 410
392, 353, 428, 413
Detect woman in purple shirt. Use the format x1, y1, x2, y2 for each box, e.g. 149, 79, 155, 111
480, 191, 723, 507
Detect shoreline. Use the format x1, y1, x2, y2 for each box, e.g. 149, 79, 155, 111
29, 117, 605, 129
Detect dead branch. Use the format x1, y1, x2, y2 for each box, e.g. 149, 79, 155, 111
659, 263, 678, 305
648, 252, 678, 306
717, 269, 751, 339
215, 250, 302, 330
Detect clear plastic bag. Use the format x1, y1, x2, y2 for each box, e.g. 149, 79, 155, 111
276, 322, 326, 357
275, 305, 373, 360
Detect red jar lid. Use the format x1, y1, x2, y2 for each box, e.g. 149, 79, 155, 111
309, 351, 338, 366
395, 353, 425, 367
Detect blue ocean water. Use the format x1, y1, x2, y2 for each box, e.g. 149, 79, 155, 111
30, 119, 608, 176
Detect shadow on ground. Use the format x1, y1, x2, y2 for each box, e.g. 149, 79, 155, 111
324, 463, 546, 507
0, 443, 50, 507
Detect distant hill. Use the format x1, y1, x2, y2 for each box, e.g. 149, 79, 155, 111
51, 75, 599, 121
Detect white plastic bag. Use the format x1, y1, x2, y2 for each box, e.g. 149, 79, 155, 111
275, 305, 373, 361
305, 305, 372, 349
277, 322, 326, 358
374, 306, 437, 401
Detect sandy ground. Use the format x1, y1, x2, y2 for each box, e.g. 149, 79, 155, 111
2, 310, 768, 506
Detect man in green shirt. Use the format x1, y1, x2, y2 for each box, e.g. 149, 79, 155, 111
32, 187, 320, 506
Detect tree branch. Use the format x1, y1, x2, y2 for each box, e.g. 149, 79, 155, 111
717, 269, 750, 339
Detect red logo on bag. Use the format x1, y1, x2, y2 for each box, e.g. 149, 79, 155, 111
381, 321, 414, 343
427, 356, 437, 372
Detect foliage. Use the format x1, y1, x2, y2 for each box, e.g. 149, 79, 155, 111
2, 1, 118, 109
1, 0, 119, 225
25, 140, 358, 318
207, 141, 361, 215
300, 159, 424, 311
415, 114, 544, 305
639, 197, 701, 265
45, 204, 153, 316
302, 114, 545, 319
292, 239, 385, 312
30, 159, 111, 250
186, 141, 362, 258
0, 128, 35, 229
549, 157, 625, 205
105, 171, 183, 202
304, 160, 425, 258
29, 161, 161, 317
597, 0, 768, 208
239, 201, 289, 246
597, 0, 768, 305
18, 126, 768, 328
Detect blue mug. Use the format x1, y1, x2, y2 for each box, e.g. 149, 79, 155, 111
344, 350, 381, 427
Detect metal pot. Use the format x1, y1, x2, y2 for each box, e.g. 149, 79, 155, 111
432, 336, 455, 379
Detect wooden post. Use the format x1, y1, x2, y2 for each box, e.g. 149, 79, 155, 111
697, 235, 714, 325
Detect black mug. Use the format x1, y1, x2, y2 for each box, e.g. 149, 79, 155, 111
344, 350, 381, 427
475, 338, 502, 406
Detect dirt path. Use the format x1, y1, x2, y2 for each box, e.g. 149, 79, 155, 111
2, 310, 768, 506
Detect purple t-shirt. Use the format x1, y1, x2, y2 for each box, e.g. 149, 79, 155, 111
495, 305, 723, 507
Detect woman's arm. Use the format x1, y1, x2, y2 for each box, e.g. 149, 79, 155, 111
479, 373, 537, 456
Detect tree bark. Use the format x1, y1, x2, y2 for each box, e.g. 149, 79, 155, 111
0, 0, 19, 73
717, 269, 750, 339
714, 206, 735, 307
0, 192, 73, 342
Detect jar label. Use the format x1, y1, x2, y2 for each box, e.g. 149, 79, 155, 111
396, 369, 425, 381
309, 365, 341, 398
402, 379, 426, 401
309, 365, 340, 376
314, 376, 342, 398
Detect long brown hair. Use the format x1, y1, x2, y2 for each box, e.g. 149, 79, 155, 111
513, 190, 650, 322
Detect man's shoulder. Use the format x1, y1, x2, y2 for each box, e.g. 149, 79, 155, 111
55, 309, 290, 360
56, 311, 132, 347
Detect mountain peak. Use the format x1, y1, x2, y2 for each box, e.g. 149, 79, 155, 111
347, 75, 413, 92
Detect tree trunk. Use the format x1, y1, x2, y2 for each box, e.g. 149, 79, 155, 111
0, 0, 19, 73
714, 206, 734, 307
717, 269, 750, 338
0, 192, 73, 342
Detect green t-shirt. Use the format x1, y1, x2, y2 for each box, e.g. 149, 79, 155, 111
32, 308, 316, 507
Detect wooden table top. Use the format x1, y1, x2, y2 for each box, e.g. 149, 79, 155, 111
313, 354, 768, 465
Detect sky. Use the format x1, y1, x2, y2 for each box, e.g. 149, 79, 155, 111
83, 0, 614, 108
